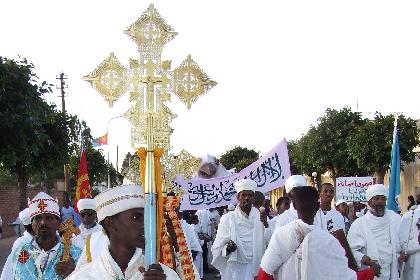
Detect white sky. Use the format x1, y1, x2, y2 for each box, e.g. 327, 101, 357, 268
1, 0, 420, 169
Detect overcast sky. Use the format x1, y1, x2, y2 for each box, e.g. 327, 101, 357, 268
2, 0, 420, 169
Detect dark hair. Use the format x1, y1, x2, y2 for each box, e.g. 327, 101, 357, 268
276, 196, 291, 206
408, 195, 415, 204
318, 182, 333, 192
293, 187, 319, 204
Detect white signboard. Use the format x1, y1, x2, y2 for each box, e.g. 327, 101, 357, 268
336, 176, 374, 202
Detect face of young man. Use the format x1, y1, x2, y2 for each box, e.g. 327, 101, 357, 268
319, 184, 334, 205
368, 195, 387, 217
80, 210, 97, 229
108, 208, 145, 249
32, 213, 61, 242
237, 190, 255, 213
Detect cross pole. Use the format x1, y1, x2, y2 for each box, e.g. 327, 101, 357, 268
83, 4, 217, 267
59, 218, 81, 262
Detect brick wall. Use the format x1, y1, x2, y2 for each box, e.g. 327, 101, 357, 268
0, 185, 65, 238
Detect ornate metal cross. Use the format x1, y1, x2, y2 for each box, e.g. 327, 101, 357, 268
83, 4, 217, 267
59, 218, 80, 262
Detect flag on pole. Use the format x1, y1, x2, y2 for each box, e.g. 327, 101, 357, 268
74, 151, 92, 212
387, 118, 400, 212
92, 133, 108, 147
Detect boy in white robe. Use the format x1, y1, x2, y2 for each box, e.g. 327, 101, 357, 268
314, 183, 346, 232
347, 184, 403, 280
398, 206, 420, 280
211, 178, 265, 280
67, 184, 180, 280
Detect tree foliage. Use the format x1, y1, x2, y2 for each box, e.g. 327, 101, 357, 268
0, 57, 79, 208
347, 114, 419, 183
220, 146, 259, 172
289, 107, 419, 183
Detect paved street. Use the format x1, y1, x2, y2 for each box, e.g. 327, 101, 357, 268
0, 237, 16, 271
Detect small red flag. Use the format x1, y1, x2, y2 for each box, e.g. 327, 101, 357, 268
74, 151, 92, 212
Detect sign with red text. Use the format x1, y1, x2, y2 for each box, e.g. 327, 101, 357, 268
336, 177, 374, 202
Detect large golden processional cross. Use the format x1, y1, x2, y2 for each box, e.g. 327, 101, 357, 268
82, 4, 216, 267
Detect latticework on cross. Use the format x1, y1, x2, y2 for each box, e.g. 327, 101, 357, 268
83, 4, 217, 151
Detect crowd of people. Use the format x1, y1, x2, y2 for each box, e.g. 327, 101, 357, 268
0, 176, 419, 279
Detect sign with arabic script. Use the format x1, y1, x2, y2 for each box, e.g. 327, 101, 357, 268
174, 139, 291, 210
336, 177, 374, 202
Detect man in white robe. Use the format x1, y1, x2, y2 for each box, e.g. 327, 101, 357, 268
399, 206, 420, 280
67, 184, 180, 280
1, 208, 34, 280
264, 175, 308, 244
76, 198, 102, 243
259, 186, 376, 280
347, 184, 403, 280
211, 178, 265, 280
263, 197, 290, 245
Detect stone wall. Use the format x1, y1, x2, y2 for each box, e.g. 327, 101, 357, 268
0, 185, 65, 238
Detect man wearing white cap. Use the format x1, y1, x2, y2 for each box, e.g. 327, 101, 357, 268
263, 175, 308, 243
336, 199, 351, 234
77, 198, 102, 242
211, 178, 265, 280
67, 184, 180, 279
347, 184, 403, 280
9, 192, 81, 279
1, 208, 34, 280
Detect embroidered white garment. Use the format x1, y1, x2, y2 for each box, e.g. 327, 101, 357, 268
67, 246, 180, 279
1, 231, 33, 280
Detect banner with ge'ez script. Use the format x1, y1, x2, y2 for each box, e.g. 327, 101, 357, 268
335, 177, 374, 202
175, 139, 291, 210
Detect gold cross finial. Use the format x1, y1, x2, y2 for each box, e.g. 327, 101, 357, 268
59, 218, 81, 262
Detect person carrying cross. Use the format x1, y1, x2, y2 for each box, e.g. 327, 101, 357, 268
9, 192, 82, 279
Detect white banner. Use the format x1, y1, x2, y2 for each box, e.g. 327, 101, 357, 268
335, 177, 374, 202
173, 139, 291, 210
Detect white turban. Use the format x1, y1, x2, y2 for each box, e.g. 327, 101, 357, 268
234, 178, 257, 193
335, 199, 347, 207
19, 208, 31, 225
285, 175, 308, 194
77, 199, 96, 212
28, 192, 60, 219
95, 184, 144, 223
366, 184, 388, 202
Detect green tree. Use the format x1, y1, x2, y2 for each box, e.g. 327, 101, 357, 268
289, 107, 367, 184
220, 146, 259, 172
0, 57, 79, 209
348, 113, 419, 183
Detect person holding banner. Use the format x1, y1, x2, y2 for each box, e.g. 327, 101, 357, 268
347, 184, 403, 280
211, 178, 265, 280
